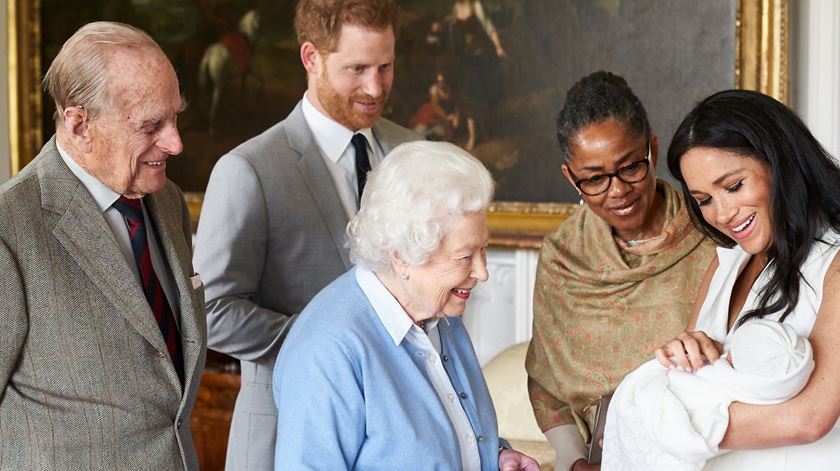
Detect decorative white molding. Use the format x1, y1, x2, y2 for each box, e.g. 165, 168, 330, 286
463, 248, 539, 366
794, 0, 840, 160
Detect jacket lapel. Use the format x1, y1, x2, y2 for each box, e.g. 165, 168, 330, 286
145, 191, 205, 393
41, 147, 166, 354
372, 121, 397, 156
287, 103, 353, 269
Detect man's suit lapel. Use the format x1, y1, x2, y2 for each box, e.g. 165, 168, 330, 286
40, 141, 167, 356
372, 121, 399, 156
286, 104, 353, 269
145, 191, 205, 393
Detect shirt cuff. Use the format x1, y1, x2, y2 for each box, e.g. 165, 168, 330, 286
544, 425, 587, 471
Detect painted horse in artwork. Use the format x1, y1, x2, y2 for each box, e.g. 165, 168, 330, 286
199, 9, 262, 134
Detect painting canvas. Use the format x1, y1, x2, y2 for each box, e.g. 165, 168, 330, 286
389, 0, 739, 203
37, 0, 304, 194
11, 0, 786, 242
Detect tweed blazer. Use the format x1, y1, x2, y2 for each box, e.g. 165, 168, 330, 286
0, 137, 207, 470
193, 101, 419, 470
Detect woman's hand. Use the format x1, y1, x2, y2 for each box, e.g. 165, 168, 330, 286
571, 458, 600, 471
654, 331, 723, 373
499, 448, 541, 471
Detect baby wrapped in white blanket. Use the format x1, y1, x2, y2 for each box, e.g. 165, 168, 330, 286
601, 319, 814, 471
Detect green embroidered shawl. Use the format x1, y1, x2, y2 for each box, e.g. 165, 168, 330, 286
525, 182, 716, 443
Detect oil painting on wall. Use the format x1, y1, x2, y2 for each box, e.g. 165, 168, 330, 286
389, 0, 738, 203
12, 0, 786, 240
36, 0, 305, 197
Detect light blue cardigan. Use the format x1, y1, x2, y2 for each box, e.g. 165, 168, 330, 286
273, 268, 503, 470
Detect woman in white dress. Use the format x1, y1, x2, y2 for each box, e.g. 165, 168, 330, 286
655, 89, 840, 469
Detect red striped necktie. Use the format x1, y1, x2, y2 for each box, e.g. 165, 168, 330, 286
113, 196, 184, 383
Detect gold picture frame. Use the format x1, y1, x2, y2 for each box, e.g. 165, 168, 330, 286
8, 0, 788, 249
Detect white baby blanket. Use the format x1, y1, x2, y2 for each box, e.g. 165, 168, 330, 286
601, 320, 813, 471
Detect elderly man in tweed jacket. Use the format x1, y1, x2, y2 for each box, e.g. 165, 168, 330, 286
0, 22, 206, 470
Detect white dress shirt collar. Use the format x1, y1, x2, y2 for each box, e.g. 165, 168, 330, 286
301, 92, 376, 163
355, 267, 480, 471
56, 140, 120, 212
56, 140, 181, 320
355, 267, 441, 346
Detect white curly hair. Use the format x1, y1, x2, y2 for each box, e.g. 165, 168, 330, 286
347, 141, 494, 272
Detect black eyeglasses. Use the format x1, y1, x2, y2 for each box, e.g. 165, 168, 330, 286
568, 141, 651, 196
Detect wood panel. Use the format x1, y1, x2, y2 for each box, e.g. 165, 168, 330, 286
190, 355, 240, 471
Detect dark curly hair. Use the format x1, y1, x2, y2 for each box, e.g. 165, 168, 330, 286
556, 71, 651, 162
667, 89, 840, 327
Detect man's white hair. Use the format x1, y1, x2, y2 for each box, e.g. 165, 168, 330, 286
43, 21, 164, 124
347, 141, 494, 272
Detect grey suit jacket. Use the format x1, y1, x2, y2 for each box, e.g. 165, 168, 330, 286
0, 137, 207, 471
193, 101, 419, 470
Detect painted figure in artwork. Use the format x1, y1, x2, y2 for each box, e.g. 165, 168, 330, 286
428, 0, 507, 152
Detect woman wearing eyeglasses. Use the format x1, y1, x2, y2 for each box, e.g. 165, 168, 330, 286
525, 71, 716, 471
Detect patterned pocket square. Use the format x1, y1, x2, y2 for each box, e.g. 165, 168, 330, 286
190, 273, 203, 290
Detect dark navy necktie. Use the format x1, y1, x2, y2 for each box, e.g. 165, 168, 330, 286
351, 133, 371, 204
113, 196, 184, 383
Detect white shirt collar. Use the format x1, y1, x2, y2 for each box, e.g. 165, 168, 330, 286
355, 267, 439, 345
56, 140, 121, 213
301, 92, 375, 163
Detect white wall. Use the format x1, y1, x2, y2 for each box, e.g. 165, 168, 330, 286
792, 0, 840, 160
462, 248, 539, 366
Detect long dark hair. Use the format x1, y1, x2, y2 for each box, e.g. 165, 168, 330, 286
667, 89, 840, 326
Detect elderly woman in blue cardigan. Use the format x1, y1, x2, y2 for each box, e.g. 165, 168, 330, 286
272, 141, 539, 471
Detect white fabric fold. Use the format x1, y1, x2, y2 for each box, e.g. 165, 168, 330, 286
602, 320, 814, 471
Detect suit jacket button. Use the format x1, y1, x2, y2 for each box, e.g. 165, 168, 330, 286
177, 419, 182, 429
154, 350, 166, 358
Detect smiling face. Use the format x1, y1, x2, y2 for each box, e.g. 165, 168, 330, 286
82, 49, 184, 198
680, 147, 774, 256
562, 119, 663, 241
396, 212, 490, 323
307, 24, 395, 131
